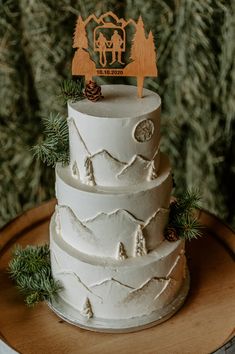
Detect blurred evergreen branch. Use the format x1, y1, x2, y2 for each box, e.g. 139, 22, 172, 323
32, 113, 69, 167
168, 190, 203, 240
8, 244, 62, 307
60, 78, 85, 104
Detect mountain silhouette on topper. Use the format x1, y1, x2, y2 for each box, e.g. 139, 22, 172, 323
83, 11, 136, 28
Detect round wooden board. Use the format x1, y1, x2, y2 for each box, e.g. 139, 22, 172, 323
0, 200, 235, 354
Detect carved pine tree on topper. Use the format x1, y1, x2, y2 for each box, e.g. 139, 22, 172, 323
72, 16, 96, 82
71, 12, 157, 98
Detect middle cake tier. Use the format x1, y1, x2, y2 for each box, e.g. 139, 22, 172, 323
55, 152, 172, 258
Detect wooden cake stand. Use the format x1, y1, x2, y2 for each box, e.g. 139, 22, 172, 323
0, 200, 235, 354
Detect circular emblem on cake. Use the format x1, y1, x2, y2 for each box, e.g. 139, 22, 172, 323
133, 119, 154, 142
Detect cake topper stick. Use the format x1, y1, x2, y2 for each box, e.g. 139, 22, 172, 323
72, 12, 158, 98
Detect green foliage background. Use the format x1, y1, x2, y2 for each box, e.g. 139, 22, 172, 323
0, 0, 235, 228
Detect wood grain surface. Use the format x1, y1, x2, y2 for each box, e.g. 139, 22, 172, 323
0, 200, 235, 354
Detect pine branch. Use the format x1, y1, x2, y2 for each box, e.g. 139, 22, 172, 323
168, 189, 203, 241
8, 244, 62, 307
174, 214, 203, 240
170, 189, 201, 219
60, 78, 85, 104
32, 113, 69, 167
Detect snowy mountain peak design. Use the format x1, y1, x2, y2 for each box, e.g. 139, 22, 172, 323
124, 254, 184, 304
68, 118, 89, 154
69, 118, 159, 186
54, 269, 103, 301
57, 205, 92, 234
89, 277, 137, 302
117, 154, 152, 177
90, 277, 135, 290
125, 277, 171, 303
90, 149, 126, 166
143, 208, 169, 227
90, 149, 159, 185
88, 271, 179, 307
84, 208, 144, 225
81, 208, 145, 258
56, 204, 169, 257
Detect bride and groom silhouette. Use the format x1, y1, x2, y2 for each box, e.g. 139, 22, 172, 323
95, 30, 124, 67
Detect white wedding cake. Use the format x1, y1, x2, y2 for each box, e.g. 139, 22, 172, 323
49, 84, 189, 332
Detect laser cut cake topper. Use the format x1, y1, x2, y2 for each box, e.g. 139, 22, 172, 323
72, 12, 158, 98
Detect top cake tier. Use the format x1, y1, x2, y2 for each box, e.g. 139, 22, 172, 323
68, 84, 161, 187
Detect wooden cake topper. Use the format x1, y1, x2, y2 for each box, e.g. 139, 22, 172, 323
72, 12, 158, 98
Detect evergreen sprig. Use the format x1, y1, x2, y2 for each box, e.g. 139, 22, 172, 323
8, 244, 62, 307
32, 112, 69, 167
168, 189, 203, 240
60, 78, 84, 104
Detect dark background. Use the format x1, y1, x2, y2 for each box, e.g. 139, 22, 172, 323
0, 0, 234, 228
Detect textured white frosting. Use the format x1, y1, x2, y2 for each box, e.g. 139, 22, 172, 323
50, 215, 186, 320
49, 84, 187, 326
55, 153, 172, 257
68, 85, 161, 187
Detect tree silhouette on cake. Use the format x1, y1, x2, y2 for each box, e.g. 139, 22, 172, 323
84, 156, 96, 186
124, 16, 157, 97
135, 225, 147, 256
117, 242, 128, 260
72, 161, 79, 179
72, 15, 96, 81
81, 297, 93, 318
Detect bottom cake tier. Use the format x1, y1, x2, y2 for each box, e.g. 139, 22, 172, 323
49, 214, 189, 332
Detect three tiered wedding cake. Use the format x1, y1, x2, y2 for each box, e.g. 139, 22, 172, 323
49, 84, 189, 332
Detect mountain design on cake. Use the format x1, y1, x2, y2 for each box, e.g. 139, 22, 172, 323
124, 277, 170, 302
51, 248, 185, 319
125, 253, 186, 303
56, 205, 169, 258
68, 117, 159, 186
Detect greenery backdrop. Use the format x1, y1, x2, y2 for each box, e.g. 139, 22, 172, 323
0, 0, 235, 228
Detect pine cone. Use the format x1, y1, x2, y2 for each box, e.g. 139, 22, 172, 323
84, 81, 103, 102
165, 227, 179, 242
170, 196, 178, 205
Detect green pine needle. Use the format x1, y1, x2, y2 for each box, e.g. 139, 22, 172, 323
8, 244, 62, 307
32, 112, 69, 167
168, 189, 203, 240
60, 78, 85, 104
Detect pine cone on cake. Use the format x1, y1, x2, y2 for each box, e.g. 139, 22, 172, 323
84, 81, 103, 102
164, 227, 179, 242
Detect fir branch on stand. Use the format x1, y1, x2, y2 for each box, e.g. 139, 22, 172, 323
165, 189, 203, 241
8, 244, 62, 306
32, 113, 69, 167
